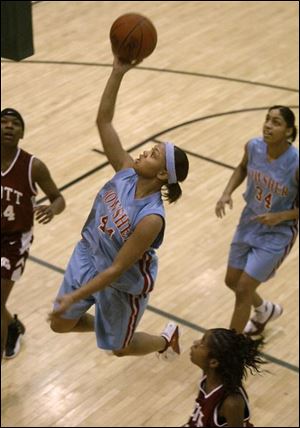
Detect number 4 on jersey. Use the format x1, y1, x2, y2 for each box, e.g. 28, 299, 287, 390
2, 204, 16, 221
255, 186, 273, 209
98, 215, 115, 238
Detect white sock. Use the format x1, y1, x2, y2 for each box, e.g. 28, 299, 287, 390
254, 300, 268, 313
254, 301, 273, 322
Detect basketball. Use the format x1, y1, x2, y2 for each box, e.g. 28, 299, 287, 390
110, 13, 157, 63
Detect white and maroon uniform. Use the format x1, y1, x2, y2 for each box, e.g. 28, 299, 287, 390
1, 148, 37, 281
184, 375, 253, 427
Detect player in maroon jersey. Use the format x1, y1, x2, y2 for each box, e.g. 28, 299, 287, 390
1, 108, 66, 360
184, 328, 265, 427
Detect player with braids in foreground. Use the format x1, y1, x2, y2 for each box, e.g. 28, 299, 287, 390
184, 328, 265, 427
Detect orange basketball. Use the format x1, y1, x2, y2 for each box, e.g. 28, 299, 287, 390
110, 13, 157, 63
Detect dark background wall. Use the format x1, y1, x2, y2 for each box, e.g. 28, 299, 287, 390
1, 1, 34, 61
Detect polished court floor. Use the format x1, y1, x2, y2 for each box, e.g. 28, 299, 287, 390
1, 1, 299, 426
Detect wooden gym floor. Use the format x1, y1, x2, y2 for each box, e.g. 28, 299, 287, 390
1, 1, 299, 427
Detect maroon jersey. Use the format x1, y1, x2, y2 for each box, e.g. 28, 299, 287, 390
1, 148, 37, 234
184, 376, 253, 427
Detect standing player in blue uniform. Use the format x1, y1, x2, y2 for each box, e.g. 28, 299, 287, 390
184, 328, 264, 427
215, 106, 298, 335
49, 56, 189, 359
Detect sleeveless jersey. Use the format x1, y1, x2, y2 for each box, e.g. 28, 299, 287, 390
1, 148, 37, 234
185, 375, 253, 427
81, 168, 165, 295
236, 137, 299, 249
243, 137, 298, 218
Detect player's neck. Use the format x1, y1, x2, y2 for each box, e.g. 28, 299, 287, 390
1, 146, 19, 166
204, 372, 223, 393
267, 140, 290, 161
135, 177, 161, 199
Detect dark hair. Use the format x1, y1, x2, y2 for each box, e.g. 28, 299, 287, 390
162, 146, 189, 203
207, 328, 266, 394
269, 105, 297, 142
1, 108, 25, 133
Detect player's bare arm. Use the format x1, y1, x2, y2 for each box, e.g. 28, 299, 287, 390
51, 214, 163, 315
96, 56, 138, 172
220, 393, 245, 427
32, 158, 65, 223
215, 143, 248, 218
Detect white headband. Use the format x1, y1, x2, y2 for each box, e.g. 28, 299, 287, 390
165, 142, 177, 184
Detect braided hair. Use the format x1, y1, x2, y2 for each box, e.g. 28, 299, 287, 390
207, 328, 266, 394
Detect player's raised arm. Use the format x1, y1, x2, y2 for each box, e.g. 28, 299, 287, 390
96, 56, 136, 172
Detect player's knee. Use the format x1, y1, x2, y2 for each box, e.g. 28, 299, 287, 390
225, 275, 236, 291
50, 318, 75, 333
50, 320, 65, 333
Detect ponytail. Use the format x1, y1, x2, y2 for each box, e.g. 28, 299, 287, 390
162, 146, 189, 203
162, 182, 182, 203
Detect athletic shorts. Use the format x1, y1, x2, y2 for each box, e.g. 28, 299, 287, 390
228, 220, 298, 282
1, 230, 34, 282
54, 239, 149, 350
228, 241, 290, 283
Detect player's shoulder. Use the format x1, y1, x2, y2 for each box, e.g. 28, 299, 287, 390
31, 157, 52, 182
220, 391, 245, 415
18, 147, 34, 157
111, 167, 137, 184
247, 136, 264, 148
245, 137, 265, 159
289, 143, 299, 158
31, 156, 46, 172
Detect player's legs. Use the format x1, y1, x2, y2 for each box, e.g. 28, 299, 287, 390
50, 239, 97, 333
226, 241, 250, 292
225, 242, 260, 328
251, 290, 264, 307
225, 266, 243, 291
50, 313, 94, 333
93, 288, 179, 358
225, 266, 263, 307
229, 271, 261, 333
1, 230, 33, 359
1, 278, 14, 360
226, 240, 274, 313
50, 307, 167, 355
230, 244, 288, 333
50, 313, 168, 356
113, 331, 166, 356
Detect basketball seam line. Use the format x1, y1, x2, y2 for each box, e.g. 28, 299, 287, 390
118, 19, 145, 60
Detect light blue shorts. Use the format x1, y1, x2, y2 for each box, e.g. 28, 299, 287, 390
229, 212, 298, 282
228, 241, 287, 283
54, 240, 149, 350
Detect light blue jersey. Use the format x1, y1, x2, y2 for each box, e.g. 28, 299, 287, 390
55, 168, 165, 350
243, 137, 298, 222
229, 137, 298, 282
81, 167, 165, 295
